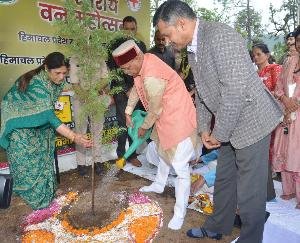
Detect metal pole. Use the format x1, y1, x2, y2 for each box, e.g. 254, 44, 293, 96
298, 0, 300, 25
246, 0, 251, 46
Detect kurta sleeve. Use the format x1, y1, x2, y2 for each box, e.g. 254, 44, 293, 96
269, 65, 282, 92
125, 86, 140, 115
49, 111, 63, 129
195, 91, 212, 134
141, 77, 166, 129
274, 55, 299, 98
275, 73, 285, 98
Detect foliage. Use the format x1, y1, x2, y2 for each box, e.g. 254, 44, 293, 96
55, 0, 124, 123
197, 7, 224, 22
234, 7, 264, 44
149, 0, 225, 45
269, 0, 299, 36
216, 0, 265, 46
215, 0, 245, 8
55, 0, 129, 149
101, 126, 126, 145
150, 0, 223, 21
272, 42, 288, 64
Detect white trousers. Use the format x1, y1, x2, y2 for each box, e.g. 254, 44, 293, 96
146, 141, 176, 175
148, 138, 195, 219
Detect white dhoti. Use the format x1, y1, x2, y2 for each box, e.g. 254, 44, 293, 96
146, 141, 177, 175
140, 137, 195, 230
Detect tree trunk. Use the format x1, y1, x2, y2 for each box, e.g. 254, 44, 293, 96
90, 119, 104, 215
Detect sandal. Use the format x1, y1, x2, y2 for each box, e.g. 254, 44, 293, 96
234, 211, 270, 228
129, 158, 142, 167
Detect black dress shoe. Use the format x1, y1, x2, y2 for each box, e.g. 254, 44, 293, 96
77, 165, 87, 176
234, 214, 242, 228
95, 163, 102, 176
234, 211, 270, 228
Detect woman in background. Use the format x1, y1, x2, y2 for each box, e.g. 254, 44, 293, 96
273, 29, 300, 209
0, 52, 92, 209
252, 43, 282, 201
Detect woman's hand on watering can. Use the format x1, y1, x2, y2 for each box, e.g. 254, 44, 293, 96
138, 127, 147, 138
125, 113, 133, 127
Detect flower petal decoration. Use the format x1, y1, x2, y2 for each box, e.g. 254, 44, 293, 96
21, 191, 163, 242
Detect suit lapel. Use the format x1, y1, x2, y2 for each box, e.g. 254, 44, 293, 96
196, 18, 205, 65
188, 19, 207, 99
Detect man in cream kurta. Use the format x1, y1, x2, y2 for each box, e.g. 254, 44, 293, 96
112, 40, 198, 230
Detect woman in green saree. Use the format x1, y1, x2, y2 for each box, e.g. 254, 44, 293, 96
0, 52, 92, 210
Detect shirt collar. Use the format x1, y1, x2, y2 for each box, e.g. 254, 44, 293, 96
187, 19, 199, 54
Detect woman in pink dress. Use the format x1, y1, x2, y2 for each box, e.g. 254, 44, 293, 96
252, 43, 282, 201
273, 30, 300, 209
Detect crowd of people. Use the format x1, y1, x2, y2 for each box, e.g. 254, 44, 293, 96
0, 0, 299, 242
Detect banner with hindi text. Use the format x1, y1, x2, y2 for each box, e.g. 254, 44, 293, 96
0, 0, 150, 101
0, 0, 150, 158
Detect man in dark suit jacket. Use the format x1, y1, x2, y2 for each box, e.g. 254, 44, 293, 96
148, 29, 176, 69
153, 1, 283, 242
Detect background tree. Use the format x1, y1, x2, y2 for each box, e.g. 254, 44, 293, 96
272, 42, 288, 64
197, 7, 224, 22
234, 7, 264, 45
217, 0, 265, 46
269, 0, 299, 36
150, 0, 224, 45
150, 0, 223, 22
268, 0, 299, 63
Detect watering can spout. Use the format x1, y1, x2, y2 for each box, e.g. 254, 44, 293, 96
116, 110, 152, 169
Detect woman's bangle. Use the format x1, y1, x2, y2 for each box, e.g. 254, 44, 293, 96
278, 95, 285, 101
74, 134, 83, 144
69, 133, 76, 143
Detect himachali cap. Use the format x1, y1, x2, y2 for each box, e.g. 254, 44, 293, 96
112, 40, 141, 66
285, 32, 295, 40
293, 28, 300, 38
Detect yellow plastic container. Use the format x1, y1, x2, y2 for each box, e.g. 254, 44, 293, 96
116, 157, 126, 169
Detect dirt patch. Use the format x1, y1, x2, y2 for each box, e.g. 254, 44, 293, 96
66, 166, 130, 229
0, 163, 240, 243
